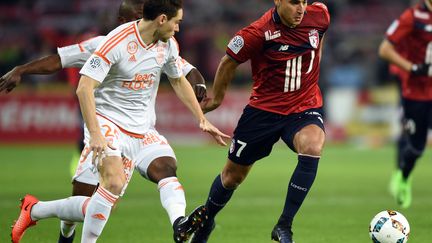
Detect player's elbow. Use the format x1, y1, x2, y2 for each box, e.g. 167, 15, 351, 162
378, 40, 391, 60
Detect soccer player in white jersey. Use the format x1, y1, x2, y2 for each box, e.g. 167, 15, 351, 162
8, 1, 226, 243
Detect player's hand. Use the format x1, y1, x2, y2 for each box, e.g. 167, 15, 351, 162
411, 63, 432, 76
200, 97, 221, 114
193, 84, 207, 102
84, 132, 115, 167
199, 118, 230, 146
0, 67, 23, 93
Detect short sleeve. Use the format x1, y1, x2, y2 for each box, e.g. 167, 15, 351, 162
163, 38, 183, 79
178, 57, 195, 76
312, 2, 330, 24
386, 9, 414, 44
226, 25, 263, 63
79, 34, 121, 83
57, 36, 104, 68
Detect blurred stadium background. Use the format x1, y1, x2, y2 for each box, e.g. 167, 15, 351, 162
1, 0, 431, 242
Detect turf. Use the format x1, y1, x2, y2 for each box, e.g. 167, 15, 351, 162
0, 144, 430, 242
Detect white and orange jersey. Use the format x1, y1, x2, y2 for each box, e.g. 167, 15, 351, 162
57, 36, 105, 68
58, 35, 195, 76
80, 21, 182, 134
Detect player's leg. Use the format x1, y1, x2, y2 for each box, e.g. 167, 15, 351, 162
11, 194, 90, 243
57, 180, 97, 243
58, 143, 100, 243
80, 116, 126, 243
191, 105, 282, 243
134, 137, 206, 242
81, 155, 125, 243
274, 109, 325, 243
190, 160, 252, 243
393, 99, 429, 208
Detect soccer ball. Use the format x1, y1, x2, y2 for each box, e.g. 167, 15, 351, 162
369, 210, 410, 243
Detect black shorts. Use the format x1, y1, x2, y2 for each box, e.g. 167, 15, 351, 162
401, 98, 432, 150
228, 105, 325, 165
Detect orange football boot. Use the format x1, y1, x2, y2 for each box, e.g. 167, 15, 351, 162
11, 194, 39, 243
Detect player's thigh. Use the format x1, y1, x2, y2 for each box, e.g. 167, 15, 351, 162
281, 108, 325, 153
134, 131, 177, 182
228, 105, 283, 165
402, 99, 429, 150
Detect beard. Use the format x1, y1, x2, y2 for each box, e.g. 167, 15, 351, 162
153, 30, 169, 42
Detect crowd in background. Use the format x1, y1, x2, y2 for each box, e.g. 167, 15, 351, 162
0, 0, 420, 142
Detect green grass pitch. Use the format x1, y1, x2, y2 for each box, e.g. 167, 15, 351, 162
1, 144, 431, 242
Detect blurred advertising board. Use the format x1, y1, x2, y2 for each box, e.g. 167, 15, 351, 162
0, 90, 249, 144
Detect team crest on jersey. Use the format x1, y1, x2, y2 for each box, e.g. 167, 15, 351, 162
308, 29, 319, 49
127, 41, 138, 54
228, 36, 244, 54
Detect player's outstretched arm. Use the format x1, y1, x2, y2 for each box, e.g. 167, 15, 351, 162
201, 54, 239, 113
185, 68, 207, 102
168, 75, 230, 146
0, 54, 62, 93
378, 39, 413, 72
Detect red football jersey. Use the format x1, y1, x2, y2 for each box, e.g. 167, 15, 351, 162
226, 2, 330, 115
386, 1, 432, 101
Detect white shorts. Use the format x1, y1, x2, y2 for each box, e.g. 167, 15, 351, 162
73, 115, 176, 194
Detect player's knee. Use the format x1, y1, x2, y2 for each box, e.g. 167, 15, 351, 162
147, 158, 178, 182
101, 175, 126, 195
221, 170, 245, 189
299, 142, 323, 156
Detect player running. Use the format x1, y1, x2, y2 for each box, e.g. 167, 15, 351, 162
194, 1, 330, 242
9, 0, 228, 242
378, 0, 432, 208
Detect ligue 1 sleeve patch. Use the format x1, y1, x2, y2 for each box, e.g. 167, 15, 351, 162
228, 35, 244, 54
90, 56, 102, 69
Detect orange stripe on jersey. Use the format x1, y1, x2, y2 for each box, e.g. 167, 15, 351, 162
94, 51, 111, 65
78, 44, 84, 52
99, 24, 135, 55
96, 113, 146, 139
133, 23, 146, 48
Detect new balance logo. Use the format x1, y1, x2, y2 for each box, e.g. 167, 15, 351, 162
265, 30, 281, 41
278, 45, 289, 51
92, 213, 107, 220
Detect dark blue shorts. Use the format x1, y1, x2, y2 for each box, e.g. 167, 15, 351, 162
228, 105, 325, 165
401, 98, 432, 151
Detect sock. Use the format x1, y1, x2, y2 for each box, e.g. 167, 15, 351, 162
31, 196, 89, 222
205, 174, 235, 221
280, 154, 319, 224
60, 220, 77, 238
396, 135, 407, 169
158, 177, 186, 224
400, 145, 422, 179
82, 187, 118, 243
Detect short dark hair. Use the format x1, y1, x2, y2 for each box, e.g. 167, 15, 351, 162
142, 0, 183, 21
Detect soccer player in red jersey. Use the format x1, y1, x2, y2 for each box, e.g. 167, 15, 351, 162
193, 1, 330, 242
379, 0, 432, 209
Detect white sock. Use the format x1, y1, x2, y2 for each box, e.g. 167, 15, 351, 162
31, 196, 89, 222
60, 221, 77, 238
82, 187, 118, 243
158, 177, 186, 224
